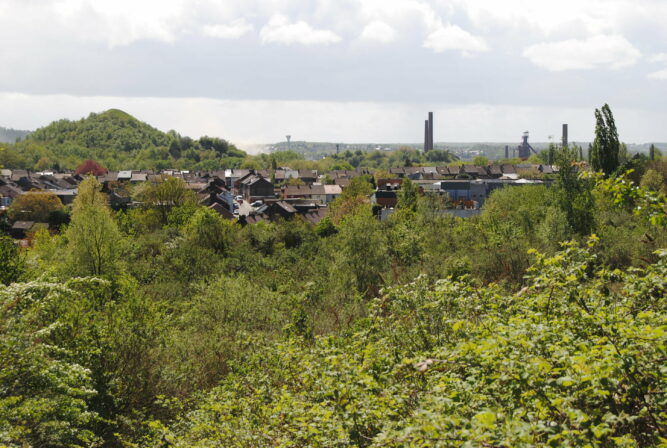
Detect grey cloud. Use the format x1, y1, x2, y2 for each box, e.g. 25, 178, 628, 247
0, 0, 664, 136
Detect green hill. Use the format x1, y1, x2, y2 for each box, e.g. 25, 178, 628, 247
28, 109, 171, 152
0, 109, 246, 171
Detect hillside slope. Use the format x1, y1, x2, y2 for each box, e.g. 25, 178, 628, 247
27, 109, 170, 152
0, 109, 245, 171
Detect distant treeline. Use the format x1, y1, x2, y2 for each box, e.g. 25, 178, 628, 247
0, 126, 31, 144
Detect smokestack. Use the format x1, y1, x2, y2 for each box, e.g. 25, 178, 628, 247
336, 144, 340, 154
428, 112, 434, 151
505, 145, 509, 159
562, 124, 568, 148
424, 120, 430, 152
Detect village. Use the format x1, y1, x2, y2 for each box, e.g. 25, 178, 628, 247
0, 159, 560, 240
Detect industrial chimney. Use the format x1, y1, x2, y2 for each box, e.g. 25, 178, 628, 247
428, 112, 434, 151
562, 124, 568, 148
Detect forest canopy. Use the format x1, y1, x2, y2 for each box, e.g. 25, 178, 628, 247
0, 109, 246, 171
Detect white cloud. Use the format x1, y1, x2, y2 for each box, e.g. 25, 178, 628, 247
423, 22, 488, 54
648, 53, 667, 79
260, 14, 341, 46
203, 19, 254, 39
360, 20, 397, 43
523, 35, 641, 71
648, 53, 667, 64
51, 0, 192, 47
451, 0, 667, 39
648, 69, 667, 80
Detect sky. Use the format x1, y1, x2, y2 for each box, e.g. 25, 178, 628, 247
0, 0, 666, 148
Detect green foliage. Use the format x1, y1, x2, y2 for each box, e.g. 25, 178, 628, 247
160, 276, 288, 394
165, 242, 667, 447
597, 170, 667, 228
336, 206, 387, 297
555, 146, 595, 235
341, 175, 374, 200
396, 178, 419, 212
183, 207, 237, 254
472, 155, 489, 166
641, 168, 666, 195
7, 191, 64, 222
0, 281, 102, 448
66, 177, 122, 276
314, 216, 338, 237
0, 237, 24, 286
133, 176, 197, 225
0, 109, 246, 171
592, 104, 620, 177
6, 133, 666, 447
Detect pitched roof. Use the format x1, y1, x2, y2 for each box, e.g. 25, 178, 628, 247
12, 221, 35, 230
300, 208, 329, 225
209, 202, 235, 220
241, 213, 270, 225
323, 184, 342, 195
283, 185, 325, 196
131, 173, 148, 182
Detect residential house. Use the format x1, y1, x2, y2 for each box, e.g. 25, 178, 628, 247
240, 174, 274, 201
372, 190, 398, 208
323, 184, 342, 204
282, 184, 326, 203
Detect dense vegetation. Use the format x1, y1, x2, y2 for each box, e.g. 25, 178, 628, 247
0, 110, 246, 171
1, 107, 666, 447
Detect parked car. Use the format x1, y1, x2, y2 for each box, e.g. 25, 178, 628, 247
250, 200, 263, 208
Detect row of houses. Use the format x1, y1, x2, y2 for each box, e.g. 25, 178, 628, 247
1, 162, 558, 239
388, 164, 558, 179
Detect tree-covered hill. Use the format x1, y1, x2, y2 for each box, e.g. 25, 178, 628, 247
28, 109, 171, 152
0, 109, 246, 171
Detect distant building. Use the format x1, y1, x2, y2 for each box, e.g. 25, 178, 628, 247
240, 174, 275, 201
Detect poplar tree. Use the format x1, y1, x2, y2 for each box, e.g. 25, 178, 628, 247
591, 104, 620, 177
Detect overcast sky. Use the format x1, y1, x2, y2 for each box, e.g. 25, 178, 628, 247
1, 0, 666, 147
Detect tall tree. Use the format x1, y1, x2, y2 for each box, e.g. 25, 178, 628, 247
555, 146, 595, 235
397, 178, 419, 212
66, 176, 121, 276
591, 104, 620, 177
134, 176, 196, 224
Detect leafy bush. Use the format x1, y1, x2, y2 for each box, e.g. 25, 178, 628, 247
163, 241, 667, 447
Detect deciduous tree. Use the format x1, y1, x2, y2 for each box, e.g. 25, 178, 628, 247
66, 176, 121, 276
591, 104, 620, 177
7, 191, 63, 222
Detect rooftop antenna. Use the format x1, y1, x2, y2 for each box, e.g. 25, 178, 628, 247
286, 135, 291, 152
